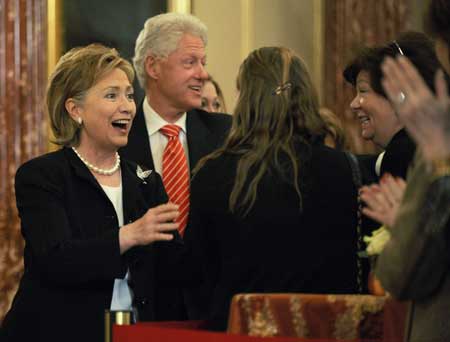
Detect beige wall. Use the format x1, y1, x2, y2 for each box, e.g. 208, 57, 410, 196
409, 0, 428, 32
255, 0, 324, 102
193, 0, 323, 113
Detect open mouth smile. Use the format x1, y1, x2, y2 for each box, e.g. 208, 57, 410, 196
111, 119, 131, 131
188, 85, 202, 94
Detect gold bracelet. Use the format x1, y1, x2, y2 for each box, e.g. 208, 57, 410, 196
431, 156, 450, 178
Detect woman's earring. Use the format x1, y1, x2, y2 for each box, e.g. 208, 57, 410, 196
77, 117, 83, 125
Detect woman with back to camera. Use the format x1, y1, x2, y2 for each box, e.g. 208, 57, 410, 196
0, 44, 181, 342
186, 46, 360, 331
344, 31, 442, 182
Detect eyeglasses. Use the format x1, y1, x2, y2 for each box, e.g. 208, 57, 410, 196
392, 40, 405, 56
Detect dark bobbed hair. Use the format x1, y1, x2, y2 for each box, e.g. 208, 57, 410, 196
343, 31, 441, 97
425, 0, 450, 45
194, 46, 327, 216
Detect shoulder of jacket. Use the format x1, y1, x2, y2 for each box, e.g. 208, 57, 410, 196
190, 108, 232, 124
17, 149, 66, 173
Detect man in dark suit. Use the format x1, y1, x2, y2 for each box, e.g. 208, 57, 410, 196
120, 12, 231, 321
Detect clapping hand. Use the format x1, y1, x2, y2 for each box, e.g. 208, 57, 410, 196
360, 173, 406, 227
382, 55, 450, 161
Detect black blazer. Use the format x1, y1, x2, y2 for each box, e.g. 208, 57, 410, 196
187, 144, 360, 330
120, 103, 232, 320
0, 148, 183, 342
358, 129, 416, 184
356, 129, 417, 291
120, 104, 232, 173
379, 129, 416, 179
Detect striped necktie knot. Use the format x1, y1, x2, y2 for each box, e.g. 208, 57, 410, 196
160, 124, 181, 139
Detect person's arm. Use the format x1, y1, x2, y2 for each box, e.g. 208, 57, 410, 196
375, 160, 450, 300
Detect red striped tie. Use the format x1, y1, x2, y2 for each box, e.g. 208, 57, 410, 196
160, 124, 190, 236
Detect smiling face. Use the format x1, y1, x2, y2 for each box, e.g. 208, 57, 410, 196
350, 71, 402, 148
67, 68, 136, 154
201, 80, 221, 112
146, 33, 208, 120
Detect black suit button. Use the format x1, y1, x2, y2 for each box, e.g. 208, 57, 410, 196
135, 297, 149, 307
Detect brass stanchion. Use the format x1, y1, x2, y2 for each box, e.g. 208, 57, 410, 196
104, 310, 133, 342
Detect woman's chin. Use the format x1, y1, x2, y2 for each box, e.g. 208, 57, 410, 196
361, 131, 375, 142
110, 137, 129, 150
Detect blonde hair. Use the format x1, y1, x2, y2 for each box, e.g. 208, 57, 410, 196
195, 47, 326, 216
133, 13, 207, 88
47, 44, 134, 147
319, 107, 346, 150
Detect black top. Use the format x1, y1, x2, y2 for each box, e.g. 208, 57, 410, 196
186, 144, 359, 330
358, 129, 416, 184
380, 129, 416, 179
0, 148, 183, 342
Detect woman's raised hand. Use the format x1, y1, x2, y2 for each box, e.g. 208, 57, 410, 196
360, 174, 406, 227
119, 202, 179, 254
382, 56, 450, 161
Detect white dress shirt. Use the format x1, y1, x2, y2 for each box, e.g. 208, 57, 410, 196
375, 151, 386, 177
142, 98, 190, 173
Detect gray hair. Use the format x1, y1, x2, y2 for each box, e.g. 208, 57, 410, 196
133, 12, 208, 88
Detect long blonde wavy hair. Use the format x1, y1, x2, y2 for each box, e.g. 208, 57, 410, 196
194, 47, 326, 216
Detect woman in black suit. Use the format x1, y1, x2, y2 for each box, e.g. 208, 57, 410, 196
0, 44, 181, 342
187, 47, 360, 331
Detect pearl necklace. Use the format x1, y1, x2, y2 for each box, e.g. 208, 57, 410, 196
71, 147, 120, 176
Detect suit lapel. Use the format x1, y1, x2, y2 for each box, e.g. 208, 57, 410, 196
186, 109, 212, 172
65, 148, 106, 195
67, 147, 144, 223
126, 106, 217, 173
121, 161, 145, 223
123, 102, 155, 170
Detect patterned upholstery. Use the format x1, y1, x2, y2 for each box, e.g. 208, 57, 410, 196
228, 293, 407, 341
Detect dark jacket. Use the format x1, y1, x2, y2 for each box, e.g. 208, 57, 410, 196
187, 144, 360, 330
379, 129, 416, 179
358, 129, 416, 184
0, 148, 183, 342
376, 157, 450, 342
